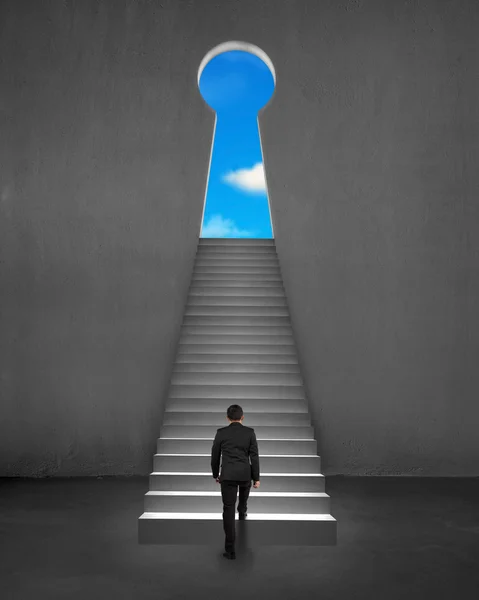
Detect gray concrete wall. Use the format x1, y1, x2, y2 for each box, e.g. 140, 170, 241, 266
1, 0, 478, 476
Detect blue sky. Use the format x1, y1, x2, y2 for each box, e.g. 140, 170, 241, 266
198, 50, 275, 238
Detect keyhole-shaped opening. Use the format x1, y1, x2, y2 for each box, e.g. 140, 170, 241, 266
198, 42, 276, 238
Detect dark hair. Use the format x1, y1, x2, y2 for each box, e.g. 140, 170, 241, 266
227, 404, 243, 421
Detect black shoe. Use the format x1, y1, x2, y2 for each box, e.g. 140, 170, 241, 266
223, 551, 236, 560
238, 512, 247, 520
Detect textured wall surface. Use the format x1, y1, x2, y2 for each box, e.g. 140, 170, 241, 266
1, 0, 478, 476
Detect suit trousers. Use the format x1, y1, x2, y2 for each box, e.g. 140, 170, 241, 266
220, 479, 251, 552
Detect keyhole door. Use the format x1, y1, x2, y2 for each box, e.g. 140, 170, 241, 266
198, 42, 276, 239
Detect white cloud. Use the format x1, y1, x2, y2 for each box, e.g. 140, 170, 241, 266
222, 162, 267, 194
201, 214, 255, 238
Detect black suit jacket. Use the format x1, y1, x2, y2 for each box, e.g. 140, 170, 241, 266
211, 422, 260, 482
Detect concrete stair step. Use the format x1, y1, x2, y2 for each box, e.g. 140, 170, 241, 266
157, 438, 317, 454
180, 325, 293, 336
144, 491, 330, 514
185, 306, 289, 317
175, 353, 298, 364
192, 273, 282, 282
173, 363, 300, 374
195, 261, 280, 270
179, 334, 294, 345
182, 315, 290, 326
138, 512, 336, 545
178, 343, 296, 355
199, 238, 275, 246
160, 425, 314, 438
187, 296, 287, 307
149, 472, 325, 492
169, 384, 304, 399
190, 280, 283, 288
197, 246, 277, 255
165, 398, 308, 412
153, 454, 322, 473
196, 253, 279, 261
162, 413, 311, 427
171, 372, 302, 386
193, 261, 281, 276
194, 266, 281, 274
189, 286, 285, 296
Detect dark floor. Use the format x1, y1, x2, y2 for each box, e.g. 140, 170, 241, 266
0, 476, 478, 600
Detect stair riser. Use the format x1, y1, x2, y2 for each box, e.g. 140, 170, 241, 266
185, 307, 289, 317
192, 273, 282, 280
189, 287, 285, 296
170, 373, 303, 386
160, 425, 314, 438
175, 354, 298, 364
139, 517, 336, 546
195, 257, 279, 265
173, 362, 300, 373
182, 316, 290, 326
180, 326, 293, 336
197, 245, 277, 251
187, 297, 287, 307
157, 439, 317, 454
179, 335, 294, 345
153, 455, 321, 473
195, 248, 278, 262
169, 385, 305, 400
161, 414, 311, 427
190, 280, 283, 288
165, 399, 309, 412
194, 267, 281, 275
144, 495, 331, 514
178, 344, 296, 355
198, 239, 275, 246
197, 246, 277, 252
172, 372, 302, 385
149, 473, 325, 492
194, 264, 280, 272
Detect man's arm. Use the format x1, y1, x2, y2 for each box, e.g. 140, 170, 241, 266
249, 430, 260, 482
211, 430, 222, 479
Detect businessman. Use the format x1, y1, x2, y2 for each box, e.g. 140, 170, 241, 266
211, 404, 260, 560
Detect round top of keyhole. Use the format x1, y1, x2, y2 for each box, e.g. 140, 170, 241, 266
198, 42, 276, 114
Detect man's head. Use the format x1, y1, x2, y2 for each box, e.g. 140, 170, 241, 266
227, 404, 244, 423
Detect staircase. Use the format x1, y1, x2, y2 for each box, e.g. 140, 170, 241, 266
138, 238, 337, 546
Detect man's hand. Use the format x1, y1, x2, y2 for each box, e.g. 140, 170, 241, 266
215, 477, 221, 483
